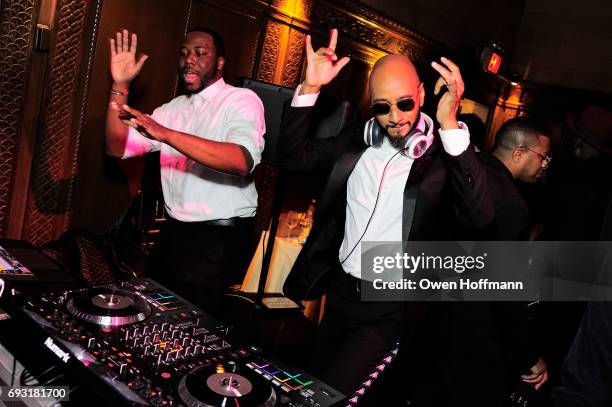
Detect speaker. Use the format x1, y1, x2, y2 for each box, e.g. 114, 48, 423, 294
240, 78, 353, 165
240, 79, 294, 165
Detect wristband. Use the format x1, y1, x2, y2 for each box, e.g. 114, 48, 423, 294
110, 88, 128, 96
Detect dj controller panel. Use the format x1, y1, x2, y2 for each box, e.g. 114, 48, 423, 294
1, 278, 345, 406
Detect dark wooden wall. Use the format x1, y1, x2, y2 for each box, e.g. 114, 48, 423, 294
1, 0, 610, 244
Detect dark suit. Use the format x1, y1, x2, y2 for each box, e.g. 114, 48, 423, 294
278, 103, 493, 398
550, 156, 612, 407
409, 153, 539, 407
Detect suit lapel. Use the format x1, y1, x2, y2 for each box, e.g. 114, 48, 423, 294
402, 141, 440, 242
317, 133, 367, 223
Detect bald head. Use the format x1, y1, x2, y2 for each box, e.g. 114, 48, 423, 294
369, 54, 420, 97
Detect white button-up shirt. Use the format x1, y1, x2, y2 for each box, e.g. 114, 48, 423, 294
292, 85, 469, 279
123, 78, 265, 222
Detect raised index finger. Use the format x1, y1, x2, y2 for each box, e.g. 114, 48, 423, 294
328, 28, 338, 51
305, 35, 315, 57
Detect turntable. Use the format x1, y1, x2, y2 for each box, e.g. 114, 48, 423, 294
2, 279, 346, 406
66, 287, 151, 326
178, 361, 277, 406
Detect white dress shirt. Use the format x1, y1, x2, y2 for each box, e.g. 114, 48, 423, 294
292, 85, 470, 279
123, 78, 265, 222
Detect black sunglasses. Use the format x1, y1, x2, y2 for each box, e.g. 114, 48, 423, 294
371, 99, 416, 116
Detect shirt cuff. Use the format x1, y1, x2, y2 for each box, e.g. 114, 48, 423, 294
439, 121, 470, 156
291, 84, 320, 107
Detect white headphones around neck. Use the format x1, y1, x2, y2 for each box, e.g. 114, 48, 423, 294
363, 112, 434, 159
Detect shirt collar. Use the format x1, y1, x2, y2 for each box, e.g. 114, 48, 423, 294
190, 77, 226, 102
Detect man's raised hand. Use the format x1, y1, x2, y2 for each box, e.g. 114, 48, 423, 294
109, 30, 148, 87
431, 57, 464, 130
300, 28, 350, 95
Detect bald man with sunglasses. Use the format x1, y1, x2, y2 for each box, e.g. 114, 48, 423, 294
277, 29, 493, 401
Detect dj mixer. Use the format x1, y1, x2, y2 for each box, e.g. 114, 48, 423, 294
1, 278, 345, 406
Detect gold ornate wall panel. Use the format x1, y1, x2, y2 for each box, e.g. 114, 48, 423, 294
23, 0, 101, 245
0, 0, 36, 237
310, 0, 444, 68
256, 20, 284, 83
280, 28, 306, 88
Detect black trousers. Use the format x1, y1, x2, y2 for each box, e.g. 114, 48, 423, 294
150, 216, 254, 318
554, 302, 612, 407
311, 270, 404, 398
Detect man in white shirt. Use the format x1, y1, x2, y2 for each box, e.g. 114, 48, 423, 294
105, 28, 265, 316
279, 29, 493, 400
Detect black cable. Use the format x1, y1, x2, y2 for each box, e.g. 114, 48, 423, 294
340, 148, 404, 264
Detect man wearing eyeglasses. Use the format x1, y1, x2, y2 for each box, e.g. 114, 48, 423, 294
278, 29, 493, 401
482, 117, 552, 239
449, 117, 551, 406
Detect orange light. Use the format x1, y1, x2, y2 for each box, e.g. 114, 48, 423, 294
487, 52, 502, 74
216, 364, 225, 374
277, 0, 308, 19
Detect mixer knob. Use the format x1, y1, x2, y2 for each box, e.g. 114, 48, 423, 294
162, 331, 169, 341
153, 344, 160, 354
87, 337, 96, 350
133, 327, 141, 337
144, 346, 151, 356
142, 325, 149, 335
190, 310, 201, 325
161, 323, 168, 331
165, 352, 174, 363
143, 336, 151, 345
133, 337, 141, 348
121, 328, 130, 341
119, 363, 129, 378
153, 333, 160, 343
156, 353, 163, 366
152, 324, 159, 333
193, 345, 202, 356
184, 346, 192, 357
182, 337, 190, 347
171, 330, 179, 339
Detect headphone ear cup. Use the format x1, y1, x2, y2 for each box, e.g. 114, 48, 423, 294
364, 118, 384, 148
404, 134, 433, 159
401, 114, 434, 158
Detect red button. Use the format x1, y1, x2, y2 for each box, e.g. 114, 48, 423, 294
161, 372, 171, 379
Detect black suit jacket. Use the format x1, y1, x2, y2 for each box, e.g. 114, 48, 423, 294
451, 153, 539, 368
410, 153, 539, 406
278, 103, 493, 300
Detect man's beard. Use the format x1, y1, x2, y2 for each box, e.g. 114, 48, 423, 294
181, 67, 218, 95
386, 133, 410, 150
385, 121, 415, 150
